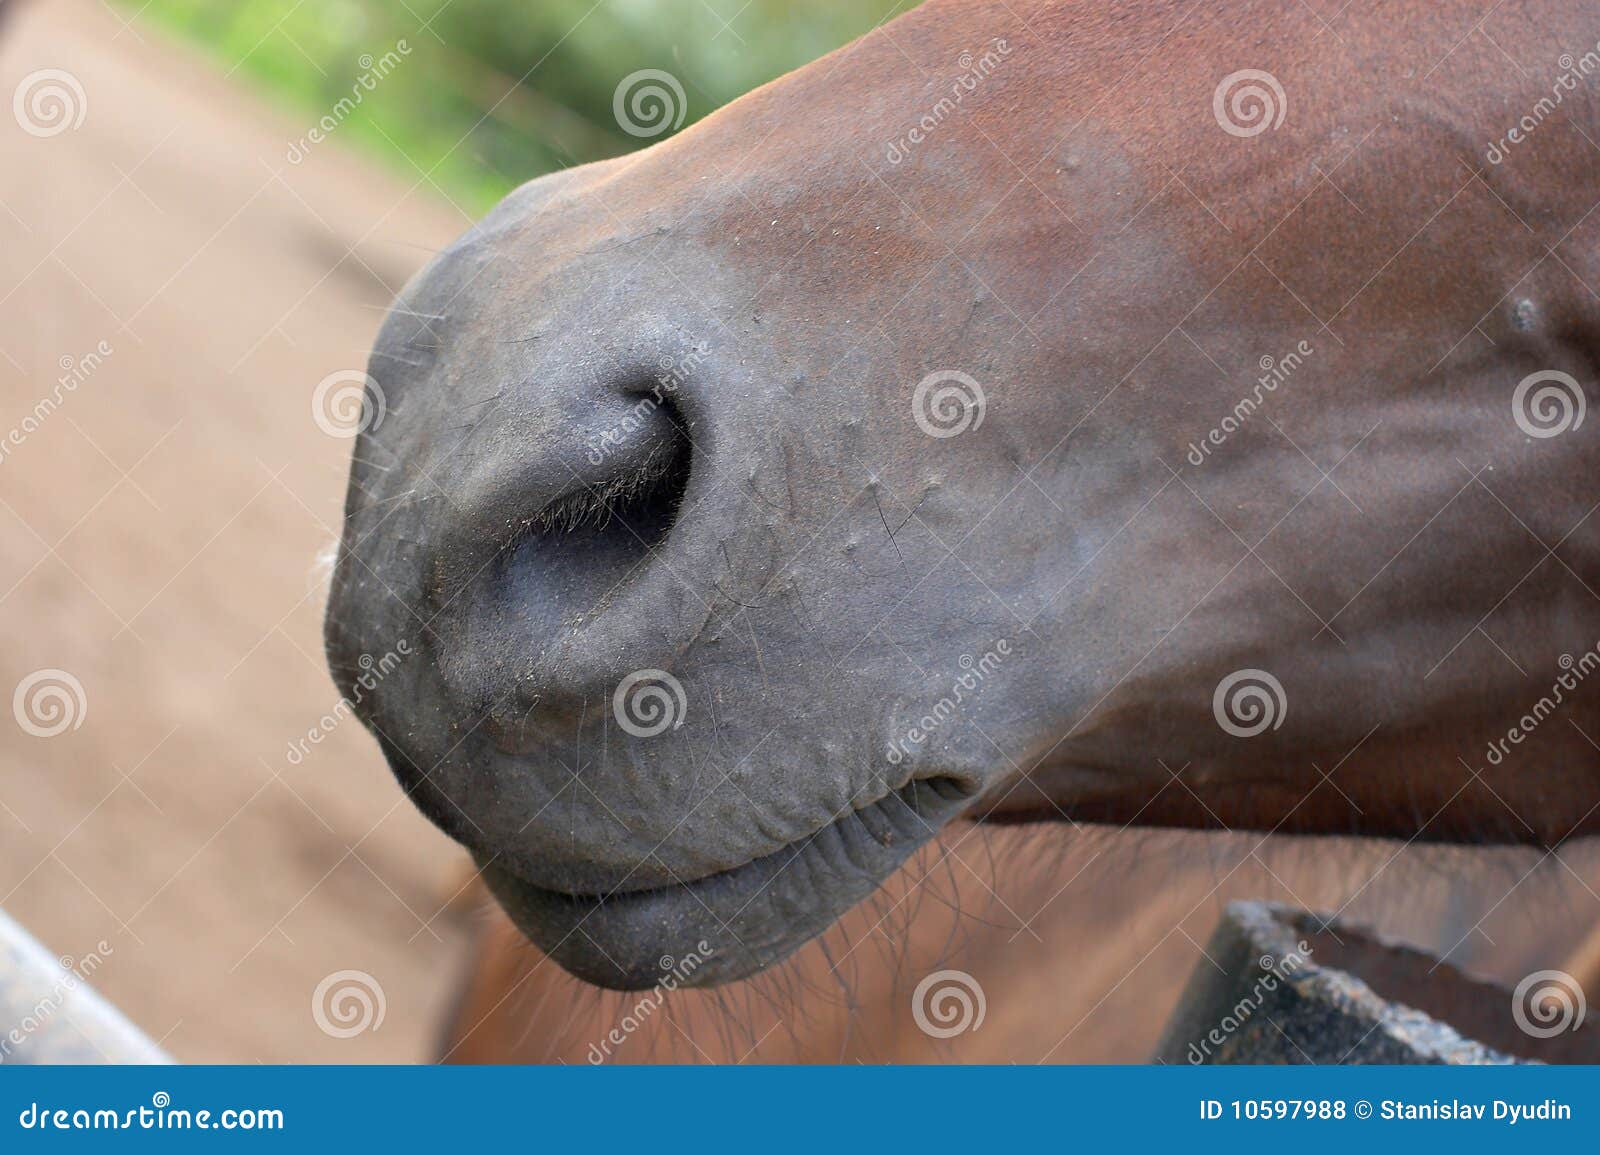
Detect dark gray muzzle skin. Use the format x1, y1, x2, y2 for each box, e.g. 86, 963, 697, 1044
326, 0, 1600, 990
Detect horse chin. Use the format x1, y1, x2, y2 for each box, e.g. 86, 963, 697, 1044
480, 777, 974, 990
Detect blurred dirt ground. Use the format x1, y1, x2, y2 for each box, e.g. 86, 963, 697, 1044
0, 0, 472, 1061
1, 0, 1598, 1064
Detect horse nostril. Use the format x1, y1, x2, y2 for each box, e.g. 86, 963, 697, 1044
422, 382, 698, 714
532, 395, 692, 552
491, 395, 692, 618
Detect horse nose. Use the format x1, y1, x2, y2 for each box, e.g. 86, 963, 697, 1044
425, 365, 697, 712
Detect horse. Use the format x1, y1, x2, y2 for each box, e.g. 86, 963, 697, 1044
325, 0, 1600, 995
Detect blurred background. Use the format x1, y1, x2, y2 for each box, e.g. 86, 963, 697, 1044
1, 0, 1597, 1063
132, 0, 909, 209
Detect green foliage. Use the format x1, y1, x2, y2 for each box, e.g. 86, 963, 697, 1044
122, 0, 915, 211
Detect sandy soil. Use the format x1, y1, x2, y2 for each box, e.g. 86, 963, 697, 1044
1, 0, 1597, 1064
0, 0, 473, 1062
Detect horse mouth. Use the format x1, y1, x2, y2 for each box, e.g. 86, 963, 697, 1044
479, 775, 976, 990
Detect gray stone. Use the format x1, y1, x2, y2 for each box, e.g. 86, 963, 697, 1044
1156, 901, 1598, 1065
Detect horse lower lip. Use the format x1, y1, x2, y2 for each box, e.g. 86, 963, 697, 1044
479, 778, 973, 990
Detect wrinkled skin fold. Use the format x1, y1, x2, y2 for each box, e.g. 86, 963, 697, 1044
327, 0, 1600, 989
